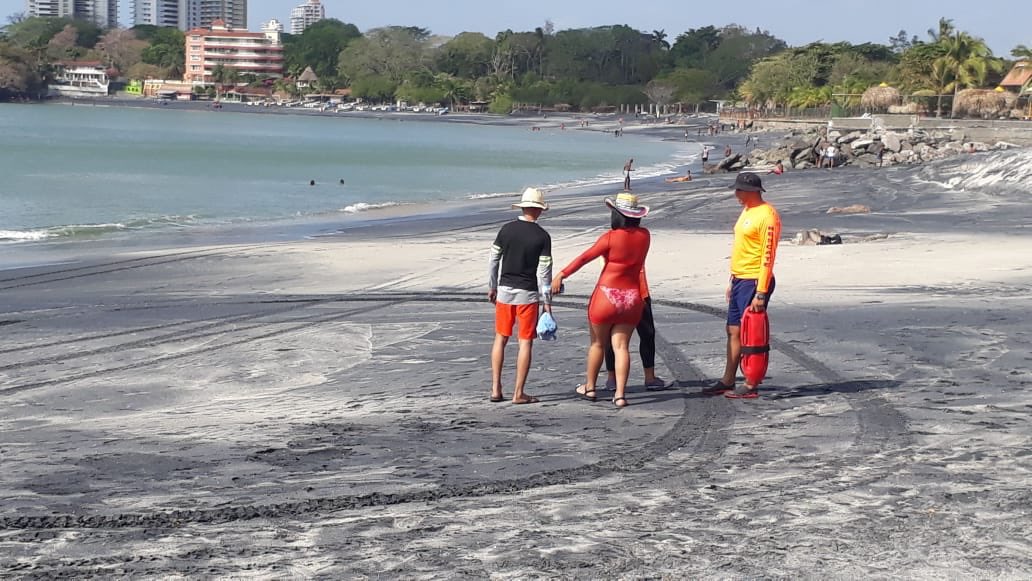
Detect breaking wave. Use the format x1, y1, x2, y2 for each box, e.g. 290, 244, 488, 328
920, 148, 1032, 196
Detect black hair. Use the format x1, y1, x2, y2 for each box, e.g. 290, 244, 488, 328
611, 208, 641, 230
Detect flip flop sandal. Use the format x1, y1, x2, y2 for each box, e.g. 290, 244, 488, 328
513, 396, 540, 405
701, 380, 734, 395
489, 395, 505, 403
575, 384, 597, 402
613, 397, 629, 408
725, 388, 759, 399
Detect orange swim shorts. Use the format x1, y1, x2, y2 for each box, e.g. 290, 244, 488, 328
495, 302, 539, 340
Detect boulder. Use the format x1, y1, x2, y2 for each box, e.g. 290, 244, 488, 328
794, 229, 823, 246
852, 138, 874, 150
854, 153, 881, 167
716, 153, 747, 172
882, 132, 902, 152
827, 204, 871, 215
838, 131, 863, 144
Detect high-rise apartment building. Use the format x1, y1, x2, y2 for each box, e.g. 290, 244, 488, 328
132, 0, 181, 28
289, 0, 323, 35
26, 0, 117, 27
131, 0, 246, 31
25, 0, 74, 19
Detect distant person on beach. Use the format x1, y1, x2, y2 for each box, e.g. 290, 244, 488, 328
339, 179, 345, 185
724, 144, 733, 158
623, 158, 634, 190
552, 193, 651, 408
767, 160, 784, 175
665, 169, 692, 183
684, 129, 690, 142
487, 188, 553, 405
602, 267, 666, 391
704, 172, 781, 399
823, 144, 838, 169
869, 137, 885, 167
310, 180, 316, 186
701, 145, 710, 164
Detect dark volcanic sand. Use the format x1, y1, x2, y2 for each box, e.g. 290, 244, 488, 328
1, 150, 1031, 579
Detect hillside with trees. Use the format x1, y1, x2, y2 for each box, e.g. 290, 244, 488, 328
0, 13, 1024, 118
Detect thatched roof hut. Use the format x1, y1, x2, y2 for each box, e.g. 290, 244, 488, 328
861, 84, 900, 111
953, 88, 1012, 118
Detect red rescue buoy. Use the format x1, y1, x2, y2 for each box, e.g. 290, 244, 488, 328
739, 309, 769, 386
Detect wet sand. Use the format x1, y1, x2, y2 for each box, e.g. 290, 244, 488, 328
1, 152, 1031, 578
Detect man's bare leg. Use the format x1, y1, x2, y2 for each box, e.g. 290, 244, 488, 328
720, 324, 741, 387
490, 333, 509, 401
512, 338, 537, 403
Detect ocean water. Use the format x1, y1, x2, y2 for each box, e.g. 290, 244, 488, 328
0, 103, 694, 243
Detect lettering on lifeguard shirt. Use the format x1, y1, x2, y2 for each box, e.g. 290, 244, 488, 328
731, 203, 781, 293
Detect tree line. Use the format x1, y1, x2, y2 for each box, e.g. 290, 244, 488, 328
1, 13, 1027, 115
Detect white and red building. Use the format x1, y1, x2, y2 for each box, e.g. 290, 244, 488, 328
183, 19, 284, 84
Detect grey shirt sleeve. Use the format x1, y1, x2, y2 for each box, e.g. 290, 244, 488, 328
488, 242, 502, 290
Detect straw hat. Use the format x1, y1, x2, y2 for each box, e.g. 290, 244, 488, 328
605, 192, 649, 218
512, 187, 549, 210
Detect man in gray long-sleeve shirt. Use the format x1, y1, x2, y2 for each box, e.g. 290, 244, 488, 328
487, 187, 553, 404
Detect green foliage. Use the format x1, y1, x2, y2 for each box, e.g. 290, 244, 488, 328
283, 19, 361, 81
658, 68, 720, 104
4, 17, 100, 50
339, 27, 429, 84
0, 40, 46, 100
434, 32, 494, 79
349, 75, 398, 102
138, 26, 184, 78
488, 93, 513, 114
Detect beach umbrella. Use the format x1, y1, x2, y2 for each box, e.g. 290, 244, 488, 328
861, 84, 901, 111
953, 88, 1011, 118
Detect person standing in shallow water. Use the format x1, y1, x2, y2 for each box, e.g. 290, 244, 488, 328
487, 188, 553, 405
623, 158, 634, 190
704, 172, 781, 399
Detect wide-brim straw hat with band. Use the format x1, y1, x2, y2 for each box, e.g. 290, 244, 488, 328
512, 187, 549, 210
605, 192, 649, 218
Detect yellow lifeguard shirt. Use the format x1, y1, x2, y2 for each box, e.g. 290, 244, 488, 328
731, 203, 781, 293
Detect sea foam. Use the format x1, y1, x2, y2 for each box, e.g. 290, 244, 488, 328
922, 149, 1032, 196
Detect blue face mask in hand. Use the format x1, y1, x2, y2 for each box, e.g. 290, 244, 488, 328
537, 312, 558, 341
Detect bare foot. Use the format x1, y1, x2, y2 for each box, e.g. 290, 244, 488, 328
512, 395, 540, 405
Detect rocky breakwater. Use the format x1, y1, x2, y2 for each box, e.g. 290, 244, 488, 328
707, 128, 1021, 173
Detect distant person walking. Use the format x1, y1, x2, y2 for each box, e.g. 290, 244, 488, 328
623, 158, 634, 191
704, 172, 781, 399
487, 188, 554, 405
701, 145, 710, 165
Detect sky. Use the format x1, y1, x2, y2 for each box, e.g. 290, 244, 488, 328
2, 0, 1026, 57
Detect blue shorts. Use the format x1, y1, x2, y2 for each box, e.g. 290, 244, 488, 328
727, 277, 775, 326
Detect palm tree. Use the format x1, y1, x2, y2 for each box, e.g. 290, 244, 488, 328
1013, 44, 1032, 61
933, 31, 1004, 117
927, 17, 955, 43
651, 29, 670, 51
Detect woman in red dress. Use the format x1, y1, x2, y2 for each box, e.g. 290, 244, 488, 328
552, 193, 651, 407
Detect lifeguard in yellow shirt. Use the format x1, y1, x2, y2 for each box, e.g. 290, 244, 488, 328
705, 172, 781, 399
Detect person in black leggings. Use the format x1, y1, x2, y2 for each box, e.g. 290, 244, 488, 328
603, 295, 667, 390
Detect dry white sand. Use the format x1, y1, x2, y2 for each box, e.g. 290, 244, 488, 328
1, 157, 1031, 578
